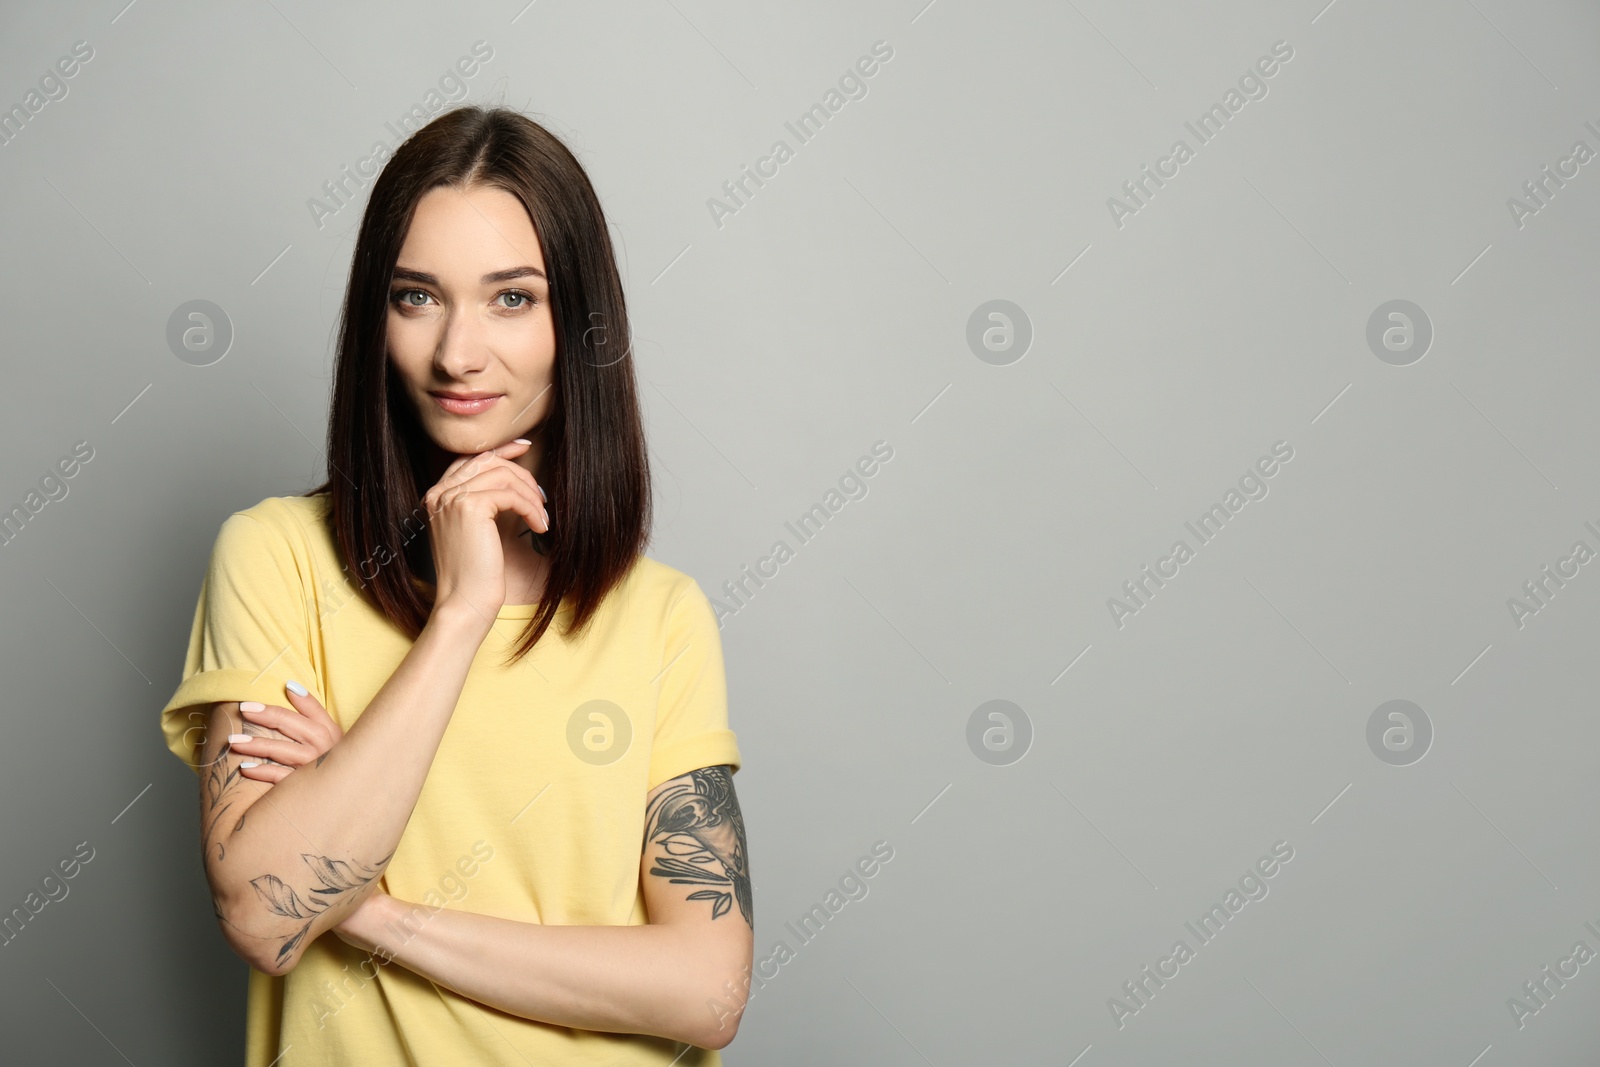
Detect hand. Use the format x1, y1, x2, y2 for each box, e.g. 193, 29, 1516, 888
422, 438, 549, 627
231, 685, 343, 784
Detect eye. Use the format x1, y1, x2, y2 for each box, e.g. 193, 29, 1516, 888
391, 288, 432, 309
497, 289, 537, 310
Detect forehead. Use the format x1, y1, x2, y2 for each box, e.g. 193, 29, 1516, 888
398, 184, 545, 274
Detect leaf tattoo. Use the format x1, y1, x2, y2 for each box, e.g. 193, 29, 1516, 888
642, 766, 751, 926
199, 713, 394, 969
252, 873, 317, 920
249, 850, 393, 967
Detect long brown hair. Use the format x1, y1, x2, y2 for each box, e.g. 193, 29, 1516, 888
306, 105, 651, 665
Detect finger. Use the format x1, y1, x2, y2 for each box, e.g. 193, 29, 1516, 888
445, 484, 548, 537
239, 761, 293, 784
238, 702, 314, 745
426, 450, 495, 513
441, 444, 539, 505
282, 684, 342, 739
231, 735, 314, 767
442, 482, 548, 536
446, 466, 549, 529
430, 441, 533, 505
439, 451, 546, 518
442, 438, 528, 478
438, 474, 545, 528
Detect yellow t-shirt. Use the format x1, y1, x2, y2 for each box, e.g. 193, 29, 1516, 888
159, 493, 741, 1066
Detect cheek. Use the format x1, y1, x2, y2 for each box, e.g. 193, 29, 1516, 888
519, 326, 559, 377
386, 317, 433, 372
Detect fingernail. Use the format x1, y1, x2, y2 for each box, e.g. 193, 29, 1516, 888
513, 437, 531, 445
240, 701, 265, 712
286, 680, 309, 696
537, 485, 547, 502
240, 761, 259, 769
227, 734, 251, 744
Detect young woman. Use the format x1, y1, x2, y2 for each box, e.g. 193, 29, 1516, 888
159, 106, 753, 1065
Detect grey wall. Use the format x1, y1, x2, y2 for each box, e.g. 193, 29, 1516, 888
3, 0, 1599, 1063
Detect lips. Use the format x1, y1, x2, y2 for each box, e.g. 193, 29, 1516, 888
431, 392, 502, 415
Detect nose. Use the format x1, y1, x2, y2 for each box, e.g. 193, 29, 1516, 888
432, 301, 489, 380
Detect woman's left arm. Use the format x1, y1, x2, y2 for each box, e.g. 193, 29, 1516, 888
335, 764, 754, 1051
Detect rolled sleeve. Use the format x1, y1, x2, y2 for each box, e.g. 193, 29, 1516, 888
159, 510, 319, 773
647, 580, 741, 792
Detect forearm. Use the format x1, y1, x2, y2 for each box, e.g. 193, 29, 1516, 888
359, 895, 749, 1050
208, 606, 488, 972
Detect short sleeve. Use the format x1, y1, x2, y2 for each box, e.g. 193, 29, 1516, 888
158, 510, 319, 774
647, 579, 741, 792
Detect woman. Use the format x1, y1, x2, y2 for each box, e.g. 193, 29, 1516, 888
159, 106, 753, 1065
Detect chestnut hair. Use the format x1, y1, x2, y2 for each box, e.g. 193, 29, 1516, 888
306, 105, 650, 665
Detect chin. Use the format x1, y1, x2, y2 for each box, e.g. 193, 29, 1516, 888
426, 425, 501, 453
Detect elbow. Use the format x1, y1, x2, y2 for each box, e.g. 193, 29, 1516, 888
221, 919, 295, 977
249, 944, 302, 977
235, 928, 304, 977
700, 1027, 738, 1053
687, 995, 743, 1052
685, 943, 753, 1051
213, 887, 303, 977
707, 1016, 743, 1052
211, 884, 260, 970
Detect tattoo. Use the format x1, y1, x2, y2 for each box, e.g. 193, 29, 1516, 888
250, 849, 393, 967
642, 766, 751, 925
200, 710, 392, 969
201, 721, 287, 862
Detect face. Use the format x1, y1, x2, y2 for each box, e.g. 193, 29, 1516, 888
387, 183, 556, 466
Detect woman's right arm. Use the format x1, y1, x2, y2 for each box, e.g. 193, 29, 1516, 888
198, 602, 488, 975
198, 439, 547, 975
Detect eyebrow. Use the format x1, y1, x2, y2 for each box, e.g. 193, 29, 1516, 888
391, 265, 547, 285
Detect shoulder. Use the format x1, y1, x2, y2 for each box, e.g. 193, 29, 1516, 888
211, 493, 333, 567
619, 556, 732, 642
624, 554, 710, 615
231, 491, 330, 531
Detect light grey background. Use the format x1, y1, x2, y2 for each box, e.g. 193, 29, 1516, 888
2, 0, 1598, 1063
